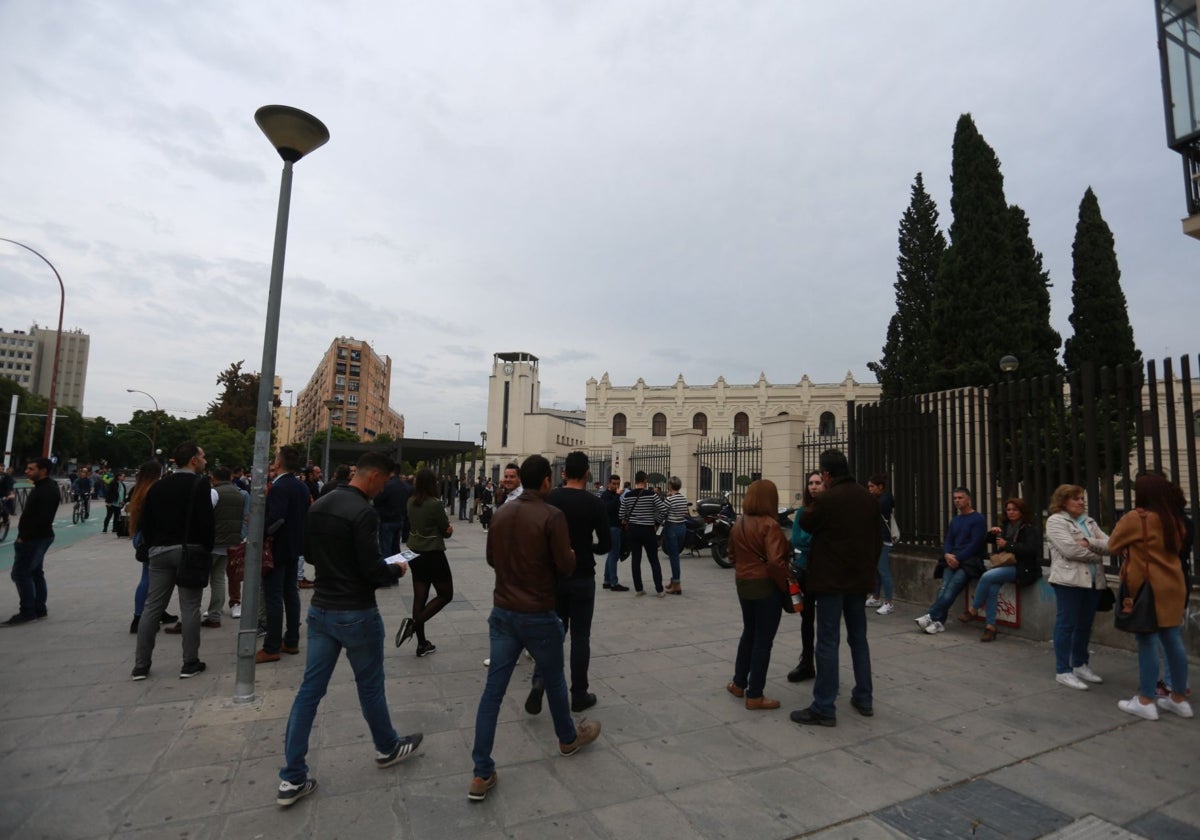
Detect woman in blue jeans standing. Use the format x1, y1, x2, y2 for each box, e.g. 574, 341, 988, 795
1045, 485, 1112, 691
963, 497, 1041, 641
662, 477, 690, 595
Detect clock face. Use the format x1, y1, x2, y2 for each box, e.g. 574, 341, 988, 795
503, 363, 514, 375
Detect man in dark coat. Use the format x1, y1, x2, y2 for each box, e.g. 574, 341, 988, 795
258, 445, 311, 662
791, 449, 881, 726
4, 457, 60, 626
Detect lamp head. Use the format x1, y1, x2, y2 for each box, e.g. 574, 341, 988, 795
999, 355, 1019, 374
255, 105, 330, 163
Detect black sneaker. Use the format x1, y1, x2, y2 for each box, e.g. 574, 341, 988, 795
609, 584, 630, 592
277, 778, 317, 807
787, 662, 815, 683
1, 613, 35, 627
131, 666, 150, 681
179, 660, 207, 679
376, 732, 423, 768
571, 692, 597, 713
790, 708, 836, 727
160, 612, 178, 624
415, 640, 436, 657
525, 685, 545, 715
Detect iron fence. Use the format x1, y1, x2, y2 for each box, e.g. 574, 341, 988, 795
629, 444, 670, 488
695, 434, 761, 510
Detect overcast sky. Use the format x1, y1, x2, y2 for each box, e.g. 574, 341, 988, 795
1, 1, 1194, 443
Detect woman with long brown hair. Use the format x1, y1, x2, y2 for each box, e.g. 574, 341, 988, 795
397, 468, 454, 657
128, 461, 175, 633
1108, 474, 1191, 720
727, 479, 790, 710
963, 497, 1042, 641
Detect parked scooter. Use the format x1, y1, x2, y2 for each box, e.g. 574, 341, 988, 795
709, 495, 796, 569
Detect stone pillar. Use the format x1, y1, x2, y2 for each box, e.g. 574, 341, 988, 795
762, 414, 809, 506
611, 437, 634, 486
669, 429, 703, 501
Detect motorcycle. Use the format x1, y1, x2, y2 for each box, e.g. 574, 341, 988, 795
708, 495, 796, 569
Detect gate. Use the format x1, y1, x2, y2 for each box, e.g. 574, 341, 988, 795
695, 434, 761, 510
628, 444, 670, 488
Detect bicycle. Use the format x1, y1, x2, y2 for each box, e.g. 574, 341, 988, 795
72, 494, 86, 525
0, 504, 10, 542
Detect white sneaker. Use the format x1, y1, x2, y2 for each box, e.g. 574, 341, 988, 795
482, 658, 490, 667
1056, 672, 1090, 691
915, 614, 932, 629
865, 596, 882, 608
1118, 696, 1159, 720
230, 604, 242, 619
1156, 696, 1195, 718
924, 621, 945, 635
1073, 664, 1103, 684
876, 603, 894, 615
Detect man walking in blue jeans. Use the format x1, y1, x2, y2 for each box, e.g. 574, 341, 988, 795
469, 454, 602, 802
3, 458, 59, 626
276, 452, 422, 807
599, 474, 628, 591
915, 487, 987, 635
791, 449, 880, 727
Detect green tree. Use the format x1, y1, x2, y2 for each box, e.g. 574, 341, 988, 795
1005, 204, 1062, 379
869, 172, 946, 397
52, 405, 87, 464
1063, 188, 1140, 374
207, 361, 275, 435
0, 379, 47, 461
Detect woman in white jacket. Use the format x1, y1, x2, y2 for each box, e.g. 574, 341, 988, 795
1045, 485, 1112, 690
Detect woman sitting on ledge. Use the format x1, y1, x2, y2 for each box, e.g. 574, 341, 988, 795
960, 497, 1041, 642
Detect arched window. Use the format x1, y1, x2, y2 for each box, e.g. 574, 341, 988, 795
733, 412, 749, 436
819, 411, 836, 436
692, 412, 708, 436
652, 412, 667, 437
777, 411, 789, 416
612, 413, 626, 437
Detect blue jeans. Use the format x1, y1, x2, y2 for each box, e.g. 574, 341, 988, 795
971, 565, 1017, 626
662, 522, 686, 583
263, 557, 301, 653
1052, 584, 1100, 674
604, 526, 622, 586
1139, 626, 1189, 699
732, 592, 784, 698
378, 521, 403, 557
472, 607, 576, 778
532, 577, 597, 702
11, 536, 53, 618
875, 543, 893, 600
927, 567, 970, 622
281, 606, 398, 785
628, 524, 663, 593
134, 561, 150, 614
811, 593, 873, 717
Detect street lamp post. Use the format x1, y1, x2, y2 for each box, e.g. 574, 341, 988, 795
0, 238, 65, 458
322, 398, 339, 478
284, 389, 294, 444
454, 422, 461, 440
234, 105, 329, 706
126, 388, 160, 458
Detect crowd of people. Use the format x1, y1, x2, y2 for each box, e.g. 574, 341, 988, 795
0, 443, 1193, 809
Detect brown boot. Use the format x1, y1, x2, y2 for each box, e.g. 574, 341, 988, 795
980, 626, 997, 642
745, 696, 781, 710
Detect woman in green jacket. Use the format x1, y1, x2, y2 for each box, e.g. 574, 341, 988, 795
397, 468, 454, 657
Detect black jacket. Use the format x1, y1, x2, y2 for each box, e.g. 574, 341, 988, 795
305, 484, 403, 610
18, 477, 60, 540
141, 471, 214, 551
267, 473, 310, 564
989, 520, 1043, 587
799, 475, 882, 595
373, 476, 412, 522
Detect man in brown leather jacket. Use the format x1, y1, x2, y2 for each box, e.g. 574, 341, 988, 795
468, 455, 602, 802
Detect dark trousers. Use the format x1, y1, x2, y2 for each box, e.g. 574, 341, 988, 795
533, 577, 596, 702
733, 592, 784, 698
628, 524, 663, 593
263, 557, 301, 653
798, 591, 815, 666
11, 536, 53, 618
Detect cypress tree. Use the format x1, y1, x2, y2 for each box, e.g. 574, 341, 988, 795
1005, 204, 1062, 379
1064, 188, 1140, 373
930, 115, 1017, 388
869, 173, 946, 398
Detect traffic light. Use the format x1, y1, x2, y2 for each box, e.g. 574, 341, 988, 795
105, 424, 114, 437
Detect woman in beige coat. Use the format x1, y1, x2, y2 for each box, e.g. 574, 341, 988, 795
1107, 474, 1191, 721
1045, 485, 1111, 690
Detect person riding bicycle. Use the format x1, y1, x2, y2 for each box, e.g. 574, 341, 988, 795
72, 467, 92, 521
0, 465, 15, 535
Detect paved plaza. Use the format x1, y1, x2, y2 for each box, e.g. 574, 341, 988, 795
1, 515, 1199, 839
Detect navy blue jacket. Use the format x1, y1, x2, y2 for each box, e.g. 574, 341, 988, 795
267, 472, 310, 564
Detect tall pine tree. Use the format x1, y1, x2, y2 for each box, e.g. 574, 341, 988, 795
930, 114, 1060, 388
869, 173, 946, 398
1064, 188, 1140, 373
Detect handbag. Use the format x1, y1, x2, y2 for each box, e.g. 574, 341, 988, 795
174, 474, 212, 589
1114, 512, 1157, 634
226, 539, 273, 576
989, 551, 1016, 568
1097, 585, 1116, 612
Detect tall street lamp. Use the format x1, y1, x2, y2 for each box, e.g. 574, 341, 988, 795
284, 388, 294, 444
125, 388, 160, 458
454, 422, 461, 440
0, 238, 65, 458
323, 398, 339, 478
235, 105, 329, 706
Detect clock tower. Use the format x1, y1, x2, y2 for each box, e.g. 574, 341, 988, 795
487, 352, 540, 466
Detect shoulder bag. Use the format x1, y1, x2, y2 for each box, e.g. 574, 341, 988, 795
1114, 512, 1157, 633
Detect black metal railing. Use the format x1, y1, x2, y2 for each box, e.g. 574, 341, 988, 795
695, 434, 761, 510
629, 444, 670, 489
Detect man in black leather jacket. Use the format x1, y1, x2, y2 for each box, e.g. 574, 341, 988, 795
276, 452, 422, 808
